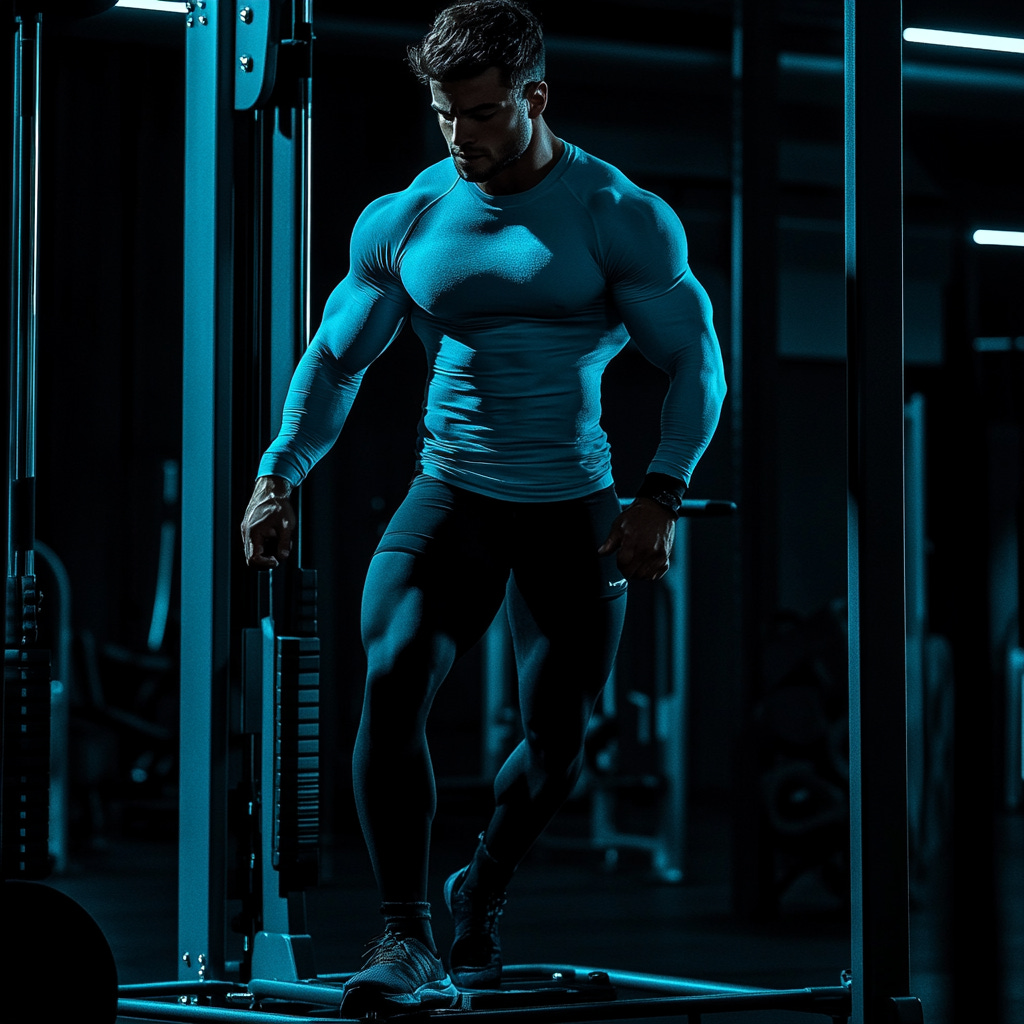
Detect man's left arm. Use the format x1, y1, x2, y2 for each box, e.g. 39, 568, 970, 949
600, 200, 727, 579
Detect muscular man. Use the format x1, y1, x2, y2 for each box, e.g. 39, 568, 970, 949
240, 1, 726, 1015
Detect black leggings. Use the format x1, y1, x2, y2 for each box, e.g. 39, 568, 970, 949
354, 474, 628, 903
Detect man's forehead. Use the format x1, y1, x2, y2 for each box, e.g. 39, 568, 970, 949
429, 67, 513, 108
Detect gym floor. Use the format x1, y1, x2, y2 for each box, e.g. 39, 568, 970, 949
43, 798, 1022, 1024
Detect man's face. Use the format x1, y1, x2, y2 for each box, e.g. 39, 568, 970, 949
429, 67, 538, 188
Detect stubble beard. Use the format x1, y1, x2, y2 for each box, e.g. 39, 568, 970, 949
453, 124, 531, 184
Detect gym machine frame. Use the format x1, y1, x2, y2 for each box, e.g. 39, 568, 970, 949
115, 1, 918, 1022
5, 5, 49, 887
4, 5, 122, 1016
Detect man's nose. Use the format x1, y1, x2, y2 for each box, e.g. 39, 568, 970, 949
451, 117, 474, 147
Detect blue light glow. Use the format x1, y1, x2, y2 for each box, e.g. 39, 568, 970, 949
904, 27, 1024, 55
973, 230, 1024, 247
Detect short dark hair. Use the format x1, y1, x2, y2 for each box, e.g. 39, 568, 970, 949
407, 1, 546, 95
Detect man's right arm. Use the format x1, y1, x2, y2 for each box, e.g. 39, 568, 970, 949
257, 246, 412, 486
260, 186, 417, 489
241, 198, 413, 568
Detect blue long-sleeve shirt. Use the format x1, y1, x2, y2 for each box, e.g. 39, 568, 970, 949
259, 142, 726, 501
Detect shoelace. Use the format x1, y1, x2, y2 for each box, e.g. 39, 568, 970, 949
361, 930, 411, 967
466, 891, 507, 932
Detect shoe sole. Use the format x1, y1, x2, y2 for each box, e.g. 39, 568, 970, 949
444, 867, 502, 990
450, 963, 501, 990
341, 977, 460, 1018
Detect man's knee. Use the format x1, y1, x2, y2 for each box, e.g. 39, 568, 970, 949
523, 725, 587, 780
361, 630, 453, 729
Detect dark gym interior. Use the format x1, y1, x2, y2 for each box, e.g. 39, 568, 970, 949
3, 1, 1023, 1022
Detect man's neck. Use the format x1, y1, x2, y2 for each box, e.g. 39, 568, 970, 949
478, 119, 565, 197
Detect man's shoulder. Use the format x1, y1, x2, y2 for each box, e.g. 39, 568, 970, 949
355, 159, 459, 239
564, 144, 636, 191
563, 145, 681, 236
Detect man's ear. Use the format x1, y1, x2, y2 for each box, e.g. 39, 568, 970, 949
525, 80, 549, 119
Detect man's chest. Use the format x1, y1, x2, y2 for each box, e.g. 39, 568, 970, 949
397, 202, 609, 321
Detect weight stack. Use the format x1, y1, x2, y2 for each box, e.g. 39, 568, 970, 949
3, 647, 52, 879
273, 635, 319, 894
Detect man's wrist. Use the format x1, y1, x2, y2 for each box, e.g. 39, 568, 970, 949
635, 472, 687, 519
259, 474, 294, 498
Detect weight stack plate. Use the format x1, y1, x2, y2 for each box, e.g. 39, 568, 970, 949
3, 648, 52, 879
273, 635, 319, 892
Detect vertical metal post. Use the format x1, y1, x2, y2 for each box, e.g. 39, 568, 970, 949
5, 7, 52, 885
255, 0, 316, 951
245, 0, 313, 466
181, 0, 315, 979
3, 6, 13, 586
903, 396, 927, 865
655, 517, 688, 883
268, 99, 310, 453
179, 0, 235, 981
945, 230, 1000, 1024
844, 3, 916, 1021
730, 0, 780, 921
2, 9, 15, 869
8, 8, 40, 584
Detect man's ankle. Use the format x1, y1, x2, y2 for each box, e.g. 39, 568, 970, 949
462, 833, 513, 895
380, 901, 437, 954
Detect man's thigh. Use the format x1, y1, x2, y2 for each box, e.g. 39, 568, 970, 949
506, 487, 627, 700
508, 485, 627, 630
361, 475, 512, 665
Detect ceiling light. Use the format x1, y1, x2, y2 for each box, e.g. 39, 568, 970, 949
904, 27, 1024, 55
115, 1, 187, 12
972, 230, 1024, 247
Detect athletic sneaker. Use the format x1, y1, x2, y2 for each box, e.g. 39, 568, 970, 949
443, 865, 508, 989
340, 929, 459, 1017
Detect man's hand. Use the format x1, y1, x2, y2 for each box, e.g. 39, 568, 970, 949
240, 475, 296, 569
599, 497, 676, 580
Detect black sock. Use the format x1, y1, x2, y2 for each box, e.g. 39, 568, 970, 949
381, 901, 436, 953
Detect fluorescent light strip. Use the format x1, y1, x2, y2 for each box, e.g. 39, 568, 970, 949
974, 337, 1024, 352
904, 27, 1024, 55
973, 230, 1024, 247
115, 1, 188, 12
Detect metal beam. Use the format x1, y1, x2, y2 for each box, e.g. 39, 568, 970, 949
179, 0, 235, 981
844, 3, 917, 1021
180, 0, 315, 981
730, 0, 781, 922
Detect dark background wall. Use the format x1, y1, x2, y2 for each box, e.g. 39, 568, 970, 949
30, 0, 1024, 873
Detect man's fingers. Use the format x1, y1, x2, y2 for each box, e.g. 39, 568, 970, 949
615, 536, 642, 578
598, 521, 623, 555
240, 490, 296, 569
246, 533, 281, 569
616, 545, 637, 578
616, 540, 670, 580
277, 525, 292, 561
246, 537, 276, 569
244, 523, 288, 569
648, 557, 670, 581
249, 553, 280, 569
271, 504, 294, 560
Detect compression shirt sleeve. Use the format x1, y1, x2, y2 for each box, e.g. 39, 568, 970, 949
605, 195, 727, 487
257, 202, 412, 486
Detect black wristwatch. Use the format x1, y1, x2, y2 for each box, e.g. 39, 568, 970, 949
635, 472, 687, 519
639, 490, 683, 519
